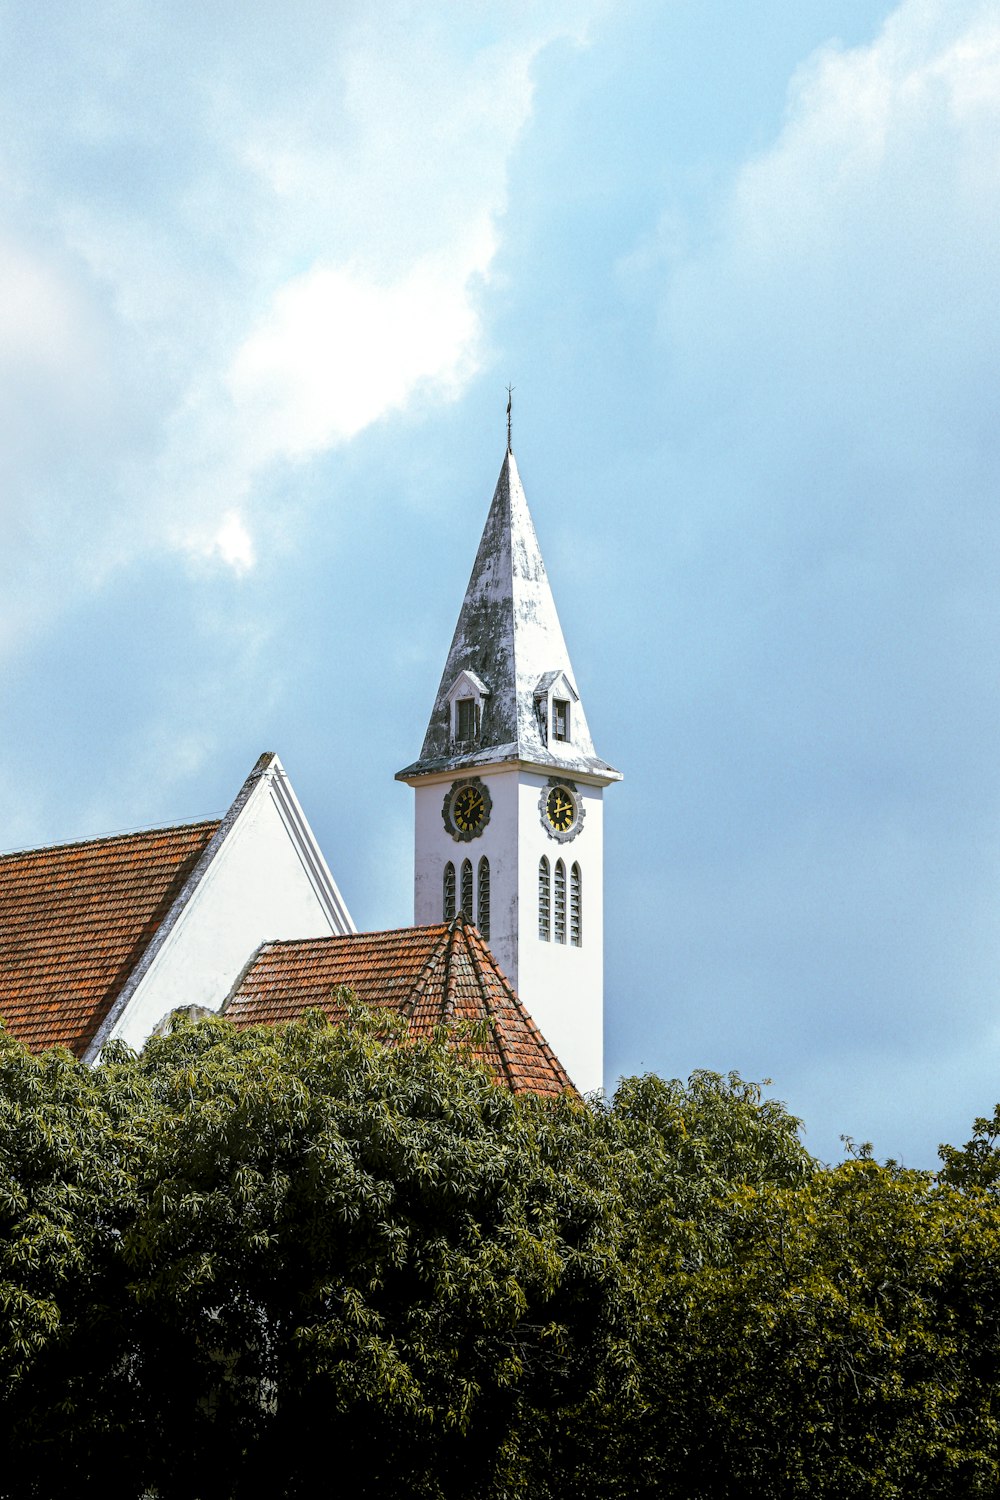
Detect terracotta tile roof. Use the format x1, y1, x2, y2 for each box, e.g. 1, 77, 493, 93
0, 821, 220, 1056
225, 917, 575, 1097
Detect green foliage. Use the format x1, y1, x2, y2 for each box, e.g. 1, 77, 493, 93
0, 1012, 633, 1499
596, 1073, 1000, 1499
938, 1104, 1000, 1193
1, 1018, 1000, 1498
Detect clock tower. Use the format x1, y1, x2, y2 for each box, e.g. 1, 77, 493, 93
396, 445, 621, 1095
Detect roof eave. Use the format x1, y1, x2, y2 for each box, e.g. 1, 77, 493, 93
396, 745, 622, 787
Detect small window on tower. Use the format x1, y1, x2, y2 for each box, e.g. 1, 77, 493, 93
456, 697, 476, 742
553, 699, 570, 741
554, 859, 566, 944
477, 857, 490, 941
461, 858, 473, 918
443, 863, 456, 921
538, 857, 551, 941
570, 863, 582, 947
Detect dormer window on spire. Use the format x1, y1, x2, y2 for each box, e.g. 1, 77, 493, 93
446, 669, 490, 749
456, 698, 476, 741
533, 671, 578, 748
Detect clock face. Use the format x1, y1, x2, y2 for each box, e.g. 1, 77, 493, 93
442, 778, 492, 841
545, 786, 575, 832
454, 784, 487, 833
541, 781, 583, 841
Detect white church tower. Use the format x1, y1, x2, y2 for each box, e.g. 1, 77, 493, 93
396, 443, 621, 1094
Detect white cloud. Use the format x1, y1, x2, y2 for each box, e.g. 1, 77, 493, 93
731, 2, 1000, 254
204, 510, 256, 574
0, 239, 86, 370
196, 15, 592, 524
228, 237, 490, 463
667, 0, 1000, 384
0, 234, 116, 479
0, 2, 594, 624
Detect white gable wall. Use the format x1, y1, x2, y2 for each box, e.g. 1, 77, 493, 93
93, 756, 354, 1056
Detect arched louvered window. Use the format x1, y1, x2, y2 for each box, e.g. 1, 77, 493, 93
477, 857, 490, 940
461, 858, 473, 919
538, 856, 551, 941
554, 859, 566, 944
443, 862, 456, 921
570, 862, 582, 947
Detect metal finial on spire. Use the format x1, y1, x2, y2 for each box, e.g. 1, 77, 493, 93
506, 383, 514, 452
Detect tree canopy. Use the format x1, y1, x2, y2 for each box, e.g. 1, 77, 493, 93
1, 1009, 999, 1499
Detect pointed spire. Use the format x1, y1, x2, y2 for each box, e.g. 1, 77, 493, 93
397, 450, 620, 783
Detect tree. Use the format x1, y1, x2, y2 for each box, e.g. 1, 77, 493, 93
0, 1031, 153, 1496
4, 1018, 1000, 1498
0, 1010, 636, 1499
596, 1074, 1000, 1499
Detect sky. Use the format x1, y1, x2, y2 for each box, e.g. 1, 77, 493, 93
2, 0, 999, 1165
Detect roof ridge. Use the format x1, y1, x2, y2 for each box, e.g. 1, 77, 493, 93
461, 919, 517, 1091
468, 923, 574, 1094
235, 923, 452, 955
441, 916, 461, 1023
401, 925, 451, 1022
0, 817, 221, 862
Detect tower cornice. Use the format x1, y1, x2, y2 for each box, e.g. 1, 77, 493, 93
395, 753, 622, 790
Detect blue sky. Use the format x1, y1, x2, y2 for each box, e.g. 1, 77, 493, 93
2, 0, 999, 1164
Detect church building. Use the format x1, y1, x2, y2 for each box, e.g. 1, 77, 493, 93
0, 443, 619, 1098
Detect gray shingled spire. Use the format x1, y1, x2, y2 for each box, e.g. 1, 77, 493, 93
397, 450, 620, 782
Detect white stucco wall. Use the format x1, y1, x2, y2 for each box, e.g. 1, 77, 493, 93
110, 772, 350, 1052
414, 769, 519, 963
515, 774, 604, 1098
413, 766, 604, 1096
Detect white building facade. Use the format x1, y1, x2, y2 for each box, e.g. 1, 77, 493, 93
397, 449, 620, 1095
85, 753, 355, 1059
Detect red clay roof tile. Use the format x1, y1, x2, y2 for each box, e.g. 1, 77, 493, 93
225, 917, 575, 1097
0, 821, 220, 1055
